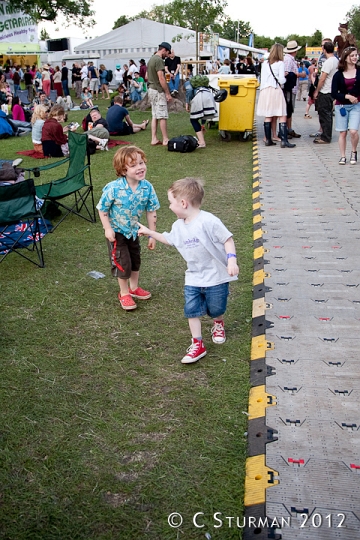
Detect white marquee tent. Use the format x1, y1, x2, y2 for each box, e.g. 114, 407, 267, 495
73, 18, 266, 65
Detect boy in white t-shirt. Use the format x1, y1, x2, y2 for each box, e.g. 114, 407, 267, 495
138, 177, 239, 364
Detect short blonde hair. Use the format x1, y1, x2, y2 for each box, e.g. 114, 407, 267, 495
31, 104, 48, 124
168, 177, 204, 207
113, 145, 147, 177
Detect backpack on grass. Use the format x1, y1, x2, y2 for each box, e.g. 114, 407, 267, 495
167, 135, 198, 153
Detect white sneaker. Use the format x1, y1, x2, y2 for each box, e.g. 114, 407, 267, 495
100, 138, 109, 151
12, 158, 23, 167
211, 320, 226, 344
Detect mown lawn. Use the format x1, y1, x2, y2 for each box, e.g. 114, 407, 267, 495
0, 101, 254, 539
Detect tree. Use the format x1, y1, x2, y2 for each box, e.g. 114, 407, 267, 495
7, 0, 95, 29
346, 5, 360, 41
40, 28, 50, 40
113, 15, 133, 30
212, 17, 252, 43
307, 29, 322, 47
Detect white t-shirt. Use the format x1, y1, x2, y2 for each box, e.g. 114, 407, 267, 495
114, 69, 123, 83
162, 210, 238, 287
320, 56, 339, 94
128, 64, 137, 77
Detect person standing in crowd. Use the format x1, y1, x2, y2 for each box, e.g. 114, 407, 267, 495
256, 43, 295, 148
88, 62, 99, 100
296, 61, 309, 101
12, 66, 21, 97
53, 66, 63, 97
61, 62, 69, 97
331, 46, 360, 164
24, 67, 34, 102
128, 60, 138, 79
72, 63, 82, 98
217, 59, 231, 74
81, 62, 89, 90
139, 59, 147, 83
283, 40, 301, 139
165, 49, 181, 96
147, 41, 172, 146
114, 65, 123, 86
41, 64, 51, 97
313, 41, 339, 144
244, 56, 256, 74
99, 64, 110, 99
236, 56, 246, 74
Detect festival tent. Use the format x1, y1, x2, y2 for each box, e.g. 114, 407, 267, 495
73, 18, 266, 65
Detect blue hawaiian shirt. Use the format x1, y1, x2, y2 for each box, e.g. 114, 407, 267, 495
96, 177, 160, 239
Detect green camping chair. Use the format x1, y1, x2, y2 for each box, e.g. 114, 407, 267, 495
0, 178, 46, 267
34, 131, 96, 231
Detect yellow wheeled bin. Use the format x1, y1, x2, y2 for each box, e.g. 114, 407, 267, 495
218, 75, 259, 141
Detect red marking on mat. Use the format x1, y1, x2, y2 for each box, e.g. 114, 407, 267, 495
319, 317, 331, 321
279, 316, 291, 319
350, 464, 360, 469
288, 458, 304, 464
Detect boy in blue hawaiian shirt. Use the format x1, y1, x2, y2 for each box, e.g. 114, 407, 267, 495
97, 146, 160, 310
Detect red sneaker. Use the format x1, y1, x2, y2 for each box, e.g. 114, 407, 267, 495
211, 320, 226, 344
181, 338, 207, 364
118, 293, 137, 311
128, 287, 151, 300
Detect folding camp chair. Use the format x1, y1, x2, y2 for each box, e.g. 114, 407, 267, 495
33, 131, 96, 232
17, 89, 31, 105
0, 178, 46, 267
49, 89, 58, 104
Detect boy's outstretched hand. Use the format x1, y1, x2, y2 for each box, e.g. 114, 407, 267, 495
137, 223, 156, 250
137, 223, 150, 237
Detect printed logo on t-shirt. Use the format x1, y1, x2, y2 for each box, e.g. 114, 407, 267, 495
183, 237, 200, 248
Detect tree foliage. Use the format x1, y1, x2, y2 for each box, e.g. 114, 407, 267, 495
39, 28, 50, 40
212, 17, 252, 42
346, 5, 360, 41
133, 0, 228, 33
113, 15, 133, 30
7, 0, 95, 28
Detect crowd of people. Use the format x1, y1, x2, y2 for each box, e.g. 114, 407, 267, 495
256, 37, 360, 165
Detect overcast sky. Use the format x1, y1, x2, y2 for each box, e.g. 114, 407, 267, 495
40, 0, 357, 44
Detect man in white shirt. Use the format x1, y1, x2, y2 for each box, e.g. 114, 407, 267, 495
313, 41, 339, 144
80, 62, 89, 89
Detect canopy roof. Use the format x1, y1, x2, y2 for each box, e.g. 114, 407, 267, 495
74, 19, 266, 60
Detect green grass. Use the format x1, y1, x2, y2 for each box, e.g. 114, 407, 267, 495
0, 103, 254, 539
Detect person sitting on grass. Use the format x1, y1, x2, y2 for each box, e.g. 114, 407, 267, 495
85, 107, 110, 152
138, 177, 239, 364
106, 95, 149, 135
41, 104, 74, 157
80, 87, 93, 108
31, 104, 49, 155
96, 145, 160, 311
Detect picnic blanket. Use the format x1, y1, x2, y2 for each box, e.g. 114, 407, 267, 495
16, 139, 130, 159
16, 149, 47, 159
0, 217, 52, 254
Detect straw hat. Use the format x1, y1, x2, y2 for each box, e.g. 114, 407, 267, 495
42, 64, 49, 69
284, 40, 302, 53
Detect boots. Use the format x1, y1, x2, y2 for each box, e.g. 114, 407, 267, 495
279, 122, 296, 148
264, 121, 276, 146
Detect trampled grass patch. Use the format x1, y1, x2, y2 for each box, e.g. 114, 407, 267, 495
1, 103, 254, 539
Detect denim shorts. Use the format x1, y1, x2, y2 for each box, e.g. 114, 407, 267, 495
183, 282, 229, 319
335, 103, 360, 132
